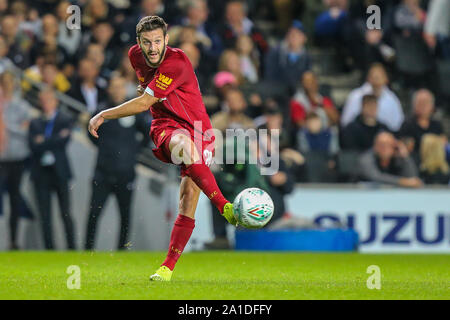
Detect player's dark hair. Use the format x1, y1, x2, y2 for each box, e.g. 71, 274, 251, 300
362, 94, 377, 107
136, 16, 168, 38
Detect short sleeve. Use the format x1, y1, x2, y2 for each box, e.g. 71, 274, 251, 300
128, 47, 137, 70
146, 58, 187, 99
128, 48, 146, 86
290, 100, 306, 123
322, 97, 335, 110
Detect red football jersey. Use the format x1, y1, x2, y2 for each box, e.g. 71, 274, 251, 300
128, 45, 214, 142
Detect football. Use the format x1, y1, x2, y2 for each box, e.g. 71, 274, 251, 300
233, 188, 274, 229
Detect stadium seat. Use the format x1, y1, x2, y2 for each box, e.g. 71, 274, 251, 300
336, 150, 361, 182
303, 151, 335, 183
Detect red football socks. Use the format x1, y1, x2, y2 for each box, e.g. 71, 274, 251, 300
184, 163, 229, 214
162, 214, 195, 271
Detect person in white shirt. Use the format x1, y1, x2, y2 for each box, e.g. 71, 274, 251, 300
341, 63, 404, 132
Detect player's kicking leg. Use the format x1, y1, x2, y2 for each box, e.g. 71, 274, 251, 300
150, 133, 236, 282
169, 133, 237, 225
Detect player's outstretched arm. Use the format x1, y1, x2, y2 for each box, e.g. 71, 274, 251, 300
88, 93, 158, 138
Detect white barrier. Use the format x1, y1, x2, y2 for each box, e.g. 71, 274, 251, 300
286, 186, 450, 253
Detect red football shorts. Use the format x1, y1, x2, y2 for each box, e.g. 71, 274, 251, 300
150, 122, 215, 177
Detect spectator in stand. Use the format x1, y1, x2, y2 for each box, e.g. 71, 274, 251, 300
30, 14, 69, 69
82, 20, 122, 79
113, 49, 140, 99
10, 0, 40, 38
419, 134, 450, 184
398, 89, 445, 164
359, 131, 423, 188
424, 0, 450, 58
83, 43, 110, 84
208, 71, 239, 115
55, 1, 82, 64
207, 87, 258, 249
28, 87, 76, 250
341, 63, 404, 132
393, 0, 426, 35
85, 76, 150, 250
264, 20, 311, 93
175, 0, 223, 61
22, 54, 70, 93
256, 101, 292, 149
362, 29, 396, 69
218, 49, 246, 86
0, 14, 32, 69
169, 25, 210, 48
0, 71, 32, 250
290, 71, 338, 129
139, 0, 166, 20
0, 35, 15, 73
218, 0, 268, 55
168, 25, 216, 84
272, 0, 306, 34
117, 0, 172, 46
297, 111, 339, 157
235, 34, 260, 84
344, 1, 397, 72
179, 42, 208, 92
81, 0, 117, 31
341, 94, 390, 152
257, 109, 295, 221
297, 110, 339, 182
68, 58, 108, 114
314, 0, 349, 46
211, 88, 254, 133
40, 63, 70, 93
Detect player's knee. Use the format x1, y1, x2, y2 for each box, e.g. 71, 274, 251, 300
171, 135, 200, 165
170, 134, 184, 147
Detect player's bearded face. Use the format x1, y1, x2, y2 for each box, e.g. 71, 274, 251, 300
139, 30, 167, 68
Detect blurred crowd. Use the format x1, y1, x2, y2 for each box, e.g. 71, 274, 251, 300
0, 0, 449, 250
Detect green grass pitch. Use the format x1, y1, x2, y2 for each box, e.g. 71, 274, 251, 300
0, 251, 448, 299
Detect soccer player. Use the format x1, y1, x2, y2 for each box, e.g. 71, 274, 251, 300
88, 16, 237, 281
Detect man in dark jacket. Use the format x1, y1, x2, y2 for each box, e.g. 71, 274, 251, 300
68, 58, 108, 114
398, 89, 445, 165
28, 87, 75, 250
84, 76, 150, 250
264, 20, 311, 93
341, 94, 390, 152
359, 131, 423, 188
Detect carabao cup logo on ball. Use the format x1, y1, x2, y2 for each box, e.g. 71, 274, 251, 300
234, 188, 274, 229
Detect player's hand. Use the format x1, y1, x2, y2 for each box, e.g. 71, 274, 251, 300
88, 113, 105, 138
137, 84, 145, 96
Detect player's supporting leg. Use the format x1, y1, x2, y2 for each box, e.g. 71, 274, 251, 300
164, 177, 199, 268
168, 134, 236, 225
150, 177, 200, 281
